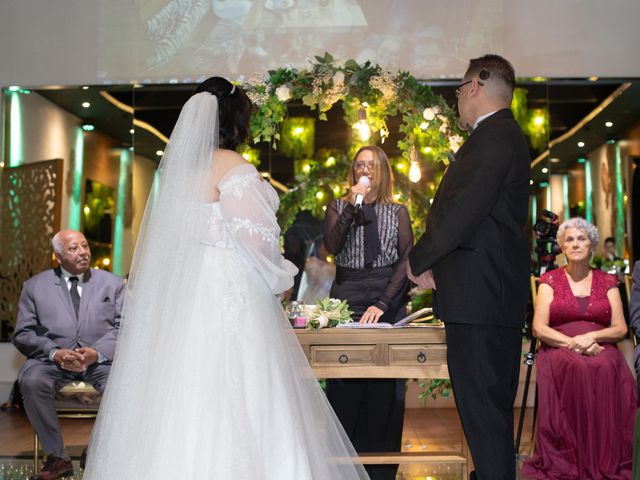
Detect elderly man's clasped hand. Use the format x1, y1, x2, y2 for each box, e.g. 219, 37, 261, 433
53, 347, 99, 372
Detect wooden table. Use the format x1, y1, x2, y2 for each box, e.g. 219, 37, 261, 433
294, 326, 468, 475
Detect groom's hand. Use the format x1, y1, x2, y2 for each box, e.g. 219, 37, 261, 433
406, 262, 436, 289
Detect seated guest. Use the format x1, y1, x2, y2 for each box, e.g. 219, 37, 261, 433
523, 218, 636, 480
12, 229, 125, 480
297, 236, 335, 304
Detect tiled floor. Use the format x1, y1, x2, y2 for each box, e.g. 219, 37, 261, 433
0, 407, 536, 479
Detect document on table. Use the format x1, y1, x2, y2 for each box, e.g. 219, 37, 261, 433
336, 308, 436, 328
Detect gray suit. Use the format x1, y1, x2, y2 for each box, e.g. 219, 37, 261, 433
630, 260, 640, 382
12, 267, 125, 457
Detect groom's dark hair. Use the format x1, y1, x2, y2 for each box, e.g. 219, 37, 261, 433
465, 54, 516, 103
193, 77, 252, 150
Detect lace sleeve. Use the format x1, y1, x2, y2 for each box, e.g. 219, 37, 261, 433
374, 205, 414, 311
219, 171, 298, 294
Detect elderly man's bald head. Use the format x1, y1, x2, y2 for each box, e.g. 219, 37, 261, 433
52, 230, 91, 275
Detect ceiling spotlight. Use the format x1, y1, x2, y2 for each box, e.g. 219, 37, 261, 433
577, 141, 585, 148
82, 86, 89, 90
605, 121, 613, 127
541, 167, 549, 174
81, 124, 95, 132
156, 150, 164, 156
588, 76, 599, 82
129, 128, 135, 134
529, 179, 534, 185
82, 101, 91, 108
550, 158, 560, 163
8, 86, 20, 92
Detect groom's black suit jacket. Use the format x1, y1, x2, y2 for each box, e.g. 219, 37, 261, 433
409, 108, 530, 328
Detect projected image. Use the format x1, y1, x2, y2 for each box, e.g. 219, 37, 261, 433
99, 0, 491, 82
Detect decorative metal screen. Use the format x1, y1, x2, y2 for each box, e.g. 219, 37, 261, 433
0, 159, 62, 340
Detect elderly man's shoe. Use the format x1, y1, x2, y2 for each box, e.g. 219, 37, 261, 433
30, 456, 73, 480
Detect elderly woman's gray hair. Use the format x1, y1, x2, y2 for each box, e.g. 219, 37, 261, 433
556, 217, 599, 247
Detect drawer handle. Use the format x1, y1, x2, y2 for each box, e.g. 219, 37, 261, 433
417, 352, 427, 363
339, 354, 349, 364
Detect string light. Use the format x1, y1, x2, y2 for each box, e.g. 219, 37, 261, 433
355, 107, 371, 141
409, 161, 422, 183
325, 156, 336, 167
408, 147, 421, 183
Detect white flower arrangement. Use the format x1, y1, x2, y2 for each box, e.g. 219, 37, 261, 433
448, 134, 464, 153
275, 85, 291, 102
306, 297, 353, 329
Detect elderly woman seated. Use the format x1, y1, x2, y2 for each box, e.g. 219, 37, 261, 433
523, 217, 637, 480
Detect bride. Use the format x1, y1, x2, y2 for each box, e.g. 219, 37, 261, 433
83, 77, 369, 479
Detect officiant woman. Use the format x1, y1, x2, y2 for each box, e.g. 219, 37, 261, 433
322, 145, 413, 480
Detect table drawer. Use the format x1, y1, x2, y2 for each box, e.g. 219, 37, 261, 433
388, 345, 446, 366
310, 345, 378, 366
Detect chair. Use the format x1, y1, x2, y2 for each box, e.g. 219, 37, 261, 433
619, 274, 637, 378
33, 381, 100, 471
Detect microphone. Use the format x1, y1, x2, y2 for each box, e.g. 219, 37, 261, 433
354, 176, 370, 209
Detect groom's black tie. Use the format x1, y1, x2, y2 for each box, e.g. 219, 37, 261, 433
69, 276, 80, 319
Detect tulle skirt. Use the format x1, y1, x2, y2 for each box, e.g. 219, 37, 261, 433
83, 245, 369, 479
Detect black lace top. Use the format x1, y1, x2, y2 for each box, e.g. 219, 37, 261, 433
323, 199, 413, 311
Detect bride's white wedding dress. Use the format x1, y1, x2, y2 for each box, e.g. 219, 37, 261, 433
83, 159, 369, 478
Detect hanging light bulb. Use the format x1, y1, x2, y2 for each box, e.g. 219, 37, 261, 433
409, 160, 422, 183
356, 107, 371, 141
408, 146, 422, 183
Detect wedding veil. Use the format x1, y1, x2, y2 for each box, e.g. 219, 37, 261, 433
84, 92, 221, 473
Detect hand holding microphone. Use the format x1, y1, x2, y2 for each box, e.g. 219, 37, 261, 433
351, 176, 370, 208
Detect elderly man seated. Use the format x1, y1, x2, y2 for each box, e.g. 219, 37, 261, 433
12, 229, 125, 480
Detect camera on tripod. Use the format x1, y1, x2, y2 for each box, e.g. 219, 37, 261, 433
533, 209, 561, 276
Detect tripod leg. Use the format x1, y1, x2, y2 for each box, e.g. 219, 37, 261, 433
515, 337, 537, 455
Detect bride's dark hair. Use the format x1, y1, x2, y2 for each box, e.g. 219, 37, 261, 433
193, 77, 252, 150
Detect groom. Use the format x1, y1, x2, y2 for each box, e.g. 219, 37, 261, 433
408, 54, 530, 480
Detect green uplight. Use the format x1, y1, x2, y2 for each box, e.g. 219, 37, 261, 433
577, 157, 586, 164
82, 124, 95, 132
615, 145, 624, 254
9, 92, 23, 167
68, 128, 85, 230
584, 159, 593, 222
562, 175, 569, 221
539, 182, 549, 188
8, 86, 20, 92
113, 149, 131, 276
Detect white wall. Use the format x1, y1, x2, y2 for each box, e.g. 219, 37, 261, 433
6, 91, 81, 229
0, 343, 25, 402
1, 0, 639, 87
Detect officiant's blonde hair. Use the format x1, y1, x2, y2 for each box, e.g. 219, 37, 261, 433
347, 146, 395, 204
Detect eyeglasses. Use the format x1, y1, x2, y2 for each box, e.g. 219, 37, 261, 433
455, 79, 484, 98
354, 161, 375, 171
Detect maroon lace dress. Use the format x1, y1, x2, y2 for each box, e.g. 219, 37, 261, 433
523, 268, 637, 480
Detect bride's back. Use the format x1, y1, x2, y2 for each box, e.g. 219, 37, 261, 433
210, 149, 249, 202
